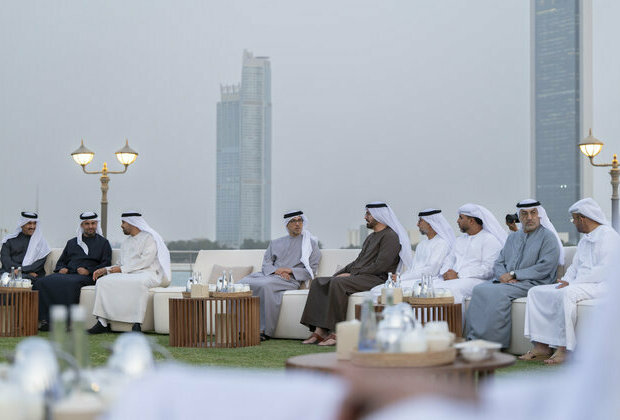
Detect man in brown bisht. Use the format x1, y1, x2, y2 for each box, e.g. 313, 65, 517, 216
300, 202, 412, 346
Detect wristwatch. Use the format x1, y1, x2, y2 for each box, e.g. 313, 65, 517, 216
509, 271, 516, 279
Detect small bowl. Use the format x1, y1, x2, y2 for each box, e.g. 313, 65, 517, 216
459, 346, 494, 362
454, 339, 501, 363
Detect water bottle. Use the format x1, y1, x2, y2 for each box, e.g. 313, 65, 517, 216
395, 272, 401, 288
221, 270, 228, 292
50, 305, 69, 368
70, 305, 89, 368
228, 270, 234, 291
185, 277, 193, 293
358, 298, 378, 352
216, 272, 224, 292
16, 267, 22, 281
9, 267, 15, 287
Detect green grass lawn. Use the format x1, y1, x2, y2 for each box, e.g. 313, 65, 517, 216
0, 332, 559, 374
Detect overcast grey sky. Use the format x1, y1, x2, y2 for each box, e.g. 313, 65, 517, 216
1, 1, 619, 248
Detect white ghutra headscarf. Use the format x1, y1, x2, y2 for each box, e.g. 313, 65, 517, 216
76, 211, 103, 254
366, 202, 413, 271
283, 210, 317, 279
569, 198, 610, 226
2, 212, 51, 267
418, 208, 456, 249
516, 199, 565, 265
458, 203, 508, 246
121, 212, 171, 285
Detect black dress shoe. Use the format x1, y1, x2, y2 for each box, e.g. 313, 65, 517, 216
132, 323, 141, 332
260, 333, 270, 342
38, 321, 49, 332
87, 321, 110, 335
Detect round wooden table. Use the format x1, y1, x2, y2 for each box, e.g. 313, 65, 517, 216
0, 288, 38, 337
286, 351, 515, 389
169, 296, 260, 348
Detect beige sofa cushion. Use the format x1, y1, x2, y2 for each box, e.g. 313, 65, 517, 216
208, 265, 254, 284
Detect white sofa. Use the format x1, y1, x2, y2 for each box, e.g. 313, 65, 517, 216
42, 248, 160, 332
152, 249, 361, 338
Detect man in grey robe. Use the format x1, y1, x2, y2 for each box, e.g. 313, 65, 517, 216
0, 212, 50, 281
241, 210, 321, 341
300, 202, 410, 346
464, 199, 562, 348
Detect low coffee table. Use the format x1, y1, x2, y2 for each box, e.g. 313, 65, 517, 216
355, 302, 463, 337
169, 296, 260, 348
286, 351, 515, 388
0, 288, 38, 337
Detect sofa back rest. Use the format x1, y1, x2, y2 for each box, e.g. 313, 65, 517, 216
43, 248, 121, 276
316, 249, 361, 277
192, 248, 363, 282
557, 246, 577, 279
194, 250, 265, 283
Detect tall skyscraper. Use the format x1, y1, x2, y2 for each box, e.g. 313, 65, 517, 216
531, 0, 592, 244
217, 51, 272, 248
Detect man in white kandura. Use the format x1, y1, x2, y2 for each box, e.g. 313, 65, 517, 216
520, 198, 620, 364
370, 208, 455, 298
436, 203, 506, 304
241, 210, 321, 341
88, 212, 171, 334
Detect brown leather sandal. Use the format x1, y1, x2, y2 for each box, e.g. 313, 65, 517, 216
302, 332, 325, 345
318, 333, 337, 346
518, 350, 553, 361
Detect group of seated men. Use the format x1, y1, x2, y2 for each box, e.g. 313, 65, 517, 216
2, 198, 617, 362
0, 211, 170, 333
246, 198, 619, 364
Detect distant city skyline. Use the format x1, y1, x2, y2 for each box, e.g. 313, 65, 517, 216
216, 51, 272, 247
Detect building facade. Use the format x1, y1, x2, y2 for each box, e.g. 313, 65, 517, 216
216, 51, 272, 248
531, 0, 592, 244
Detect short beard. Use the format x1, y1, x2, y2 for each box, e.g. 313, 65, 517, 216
83, 231, 96, 238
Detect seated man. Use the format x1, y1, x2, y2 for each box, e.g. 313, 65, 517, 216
464, 199, 562, 348
300, 202, 411, 346
242, 210, 321, 341
1, 212, 50, 281
89, 212, 170, 334
370, 208, 455, 297
521, 198, 620, 364
434, 203, 505, 304
33, 212, 111, 330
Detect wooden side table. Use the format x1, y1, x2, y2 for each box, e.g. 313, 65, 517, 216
0, 288, 38, 337
355, 302, 463, 337
169, 296, 260, 348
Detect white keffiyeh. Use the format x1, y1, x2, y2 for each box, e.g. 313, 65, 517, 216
283, 210, 317, 279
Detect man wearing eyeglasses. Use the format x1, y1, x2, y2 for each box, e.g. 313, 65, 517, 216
521, 198, 620, 364
240, 210, 321, 341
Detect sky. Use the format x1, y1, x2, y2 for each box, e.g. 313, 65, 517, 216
1, 1, 619, 248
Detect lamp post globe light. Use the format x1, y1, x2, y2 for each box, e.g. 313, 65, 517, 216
71, 139, 139, 236
578, 129, 619, 232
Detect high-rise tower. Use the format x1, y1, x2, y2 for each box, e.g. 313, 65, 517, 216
216, 51, 272, 247
531, 0, 592, 244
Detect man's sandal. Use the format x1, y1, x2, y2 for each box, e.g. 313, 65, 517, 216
318, 333, 337, 346
302, 332, 325, 345
544, 351, 566, 365
518, 350, 553, 361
